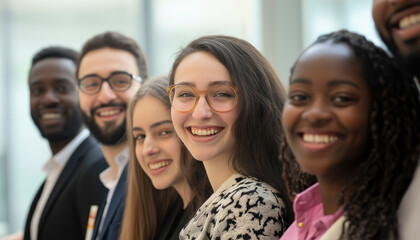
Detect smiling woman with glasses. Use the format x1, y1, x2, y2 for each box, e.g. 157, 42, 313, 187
78, 71, 142, 94
168, 35, 294, 240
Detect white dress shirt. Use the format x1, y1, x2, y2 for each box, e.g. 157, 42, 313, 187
95, 147, 129, 239
30, 128, 89, 240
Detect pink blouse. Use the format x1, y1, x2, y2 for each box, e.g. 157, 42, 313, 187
280, 183, 343, 240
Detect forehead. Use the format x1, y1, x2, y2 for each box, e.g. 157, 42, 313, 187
29, 58, 76, 85
78, 47, 139, 78
174, 51, 231, 87
293, 42, 362, 80
133, 95, 170, 126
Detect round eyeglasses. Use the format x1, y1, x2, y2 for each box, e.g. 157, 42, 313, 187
166, 83, 238, 113
78, 71, 142, 94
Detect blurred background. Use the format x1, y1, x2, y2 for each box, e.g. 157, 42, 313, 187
0, 0, 381, 235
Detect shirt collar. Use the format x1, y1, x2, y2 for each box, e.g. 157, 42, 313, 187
42, 128, 90, 175
99, 147, 129, 190
294, 183, 323, 213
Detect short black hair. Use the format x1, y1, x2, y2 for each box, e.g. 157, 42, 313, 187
31, 46, 79, 68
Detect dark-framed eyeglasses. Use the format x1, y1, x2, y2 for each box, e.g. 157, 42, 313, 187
166, 83, 239, 113
78, 71, 142, 95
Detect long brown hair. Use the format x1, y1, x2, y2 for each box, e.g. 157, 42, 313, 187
169, 35, 294, 226
120, 76, 211, 240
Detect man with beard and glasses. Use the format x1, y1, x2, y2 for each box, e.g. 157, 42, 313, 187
76, 32, 149, 240
20, 47, 107, 240
373, 0, 420, 239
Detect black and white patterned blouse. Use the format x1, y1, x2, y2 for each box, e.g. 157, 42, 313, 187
179, 173, 287, 240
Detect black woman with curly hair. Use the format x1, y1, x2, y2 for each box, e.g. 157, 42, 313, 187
280, 30, 420, 240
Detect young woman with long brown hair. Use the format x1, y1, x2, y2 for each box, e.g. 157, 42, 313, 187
120, 76, 211, 240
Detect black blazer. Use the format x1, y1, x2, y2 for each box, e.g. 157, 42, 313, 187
23, 135, 108, 240
91, 166, 127, 240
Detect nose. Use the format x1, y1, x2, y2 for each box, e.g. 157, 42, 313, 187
42, 89, 59, 106
301, 100, 332, 126
191, 96, 213, 121
142, 136, 160, 157
96, 82, 117, 104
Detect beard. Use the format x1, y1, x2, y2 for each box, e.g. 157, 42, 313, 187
379, 30, 420, 77
31, 106, 84, 142
393, 49, 420, 78
81, 103, 127, 146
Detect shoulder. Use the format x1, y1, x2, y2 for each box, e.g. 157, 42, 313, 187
217, 175, 286, 209
204, 176, 287, 239
74, 136, 106, 172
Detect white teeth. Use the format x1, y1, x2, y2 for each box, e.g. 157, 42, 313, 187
191, 128, 221, 136
303, 134, 338, 144
149, 161, 171, 170
98, 110, 120, 116
399, 13, 420, 29
42, 113, 61, 120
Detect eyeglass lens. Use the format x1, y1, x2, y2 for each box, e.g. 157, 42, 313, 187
170, 84, 237, 112
80, 73, 132, 94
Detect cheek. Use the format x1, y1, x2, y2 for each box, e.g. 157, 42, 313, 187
171, 109, 187, 135
135, 142, 147, 170
78, 93, 93, 115
30, 98, 39, 109
65, 96, 79, 110
281, 104, 300, 135
167, 140, 182, 167
124, 84, 141, 102
341, 107, 370, 143
224, 108, 239, 129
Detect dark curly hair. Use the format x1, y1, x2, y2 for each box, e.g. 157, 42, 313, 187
280, 30, 420, 239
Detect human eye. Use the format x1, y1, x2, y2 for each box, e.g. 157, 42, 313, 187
134, 133, 146, 142
210, 85, 235, 99
159, 128, 174, 138
111, 74, 131, 89
30, 86, 44, 97
82, 78, 100, 90
331, 94, 357, 106
288, 91, 309, 105
174, 86, 195, 99
56, 83, 73, 94
214, 90, 234, 98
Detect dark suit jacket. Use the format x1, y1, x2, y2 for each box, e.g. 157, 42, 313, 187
91, 166, 127, 240
23, 135, 108, 240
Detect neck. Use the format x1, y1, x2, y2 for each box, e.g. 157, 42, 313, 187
203, 156, 236, 191
317, 174, 352, 215
173, 179, 192, 209
100, 141, 127, 180
49, 128, 82, 155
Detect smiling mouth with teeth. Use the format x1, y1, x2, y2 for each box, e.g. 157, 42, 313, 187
302, 133, 338, 144
97, 109, 122, 117
42, 113, 61, 120
190, 127, 222, 136
399, 13, 420, 29
149, 160, 171, 170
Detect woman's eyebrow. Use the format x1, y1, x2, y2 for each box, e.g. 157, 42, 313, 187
328, 79, 360, 89
290, 78, 311, 85
150, 120, 172, 129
